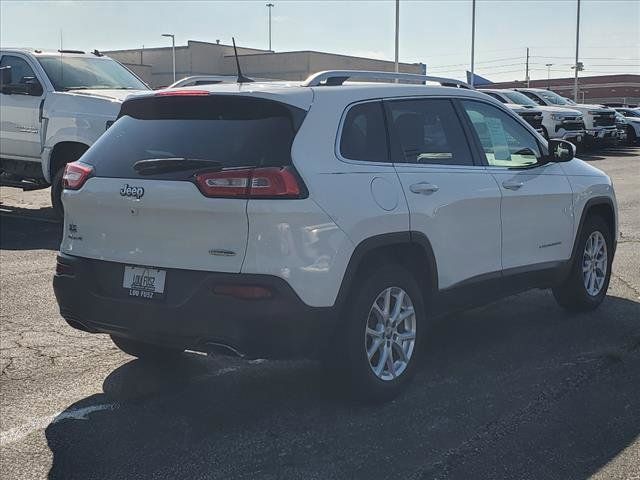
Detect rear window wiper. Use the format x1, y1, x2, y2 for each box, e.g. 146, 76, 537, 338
133, 158, 223, 175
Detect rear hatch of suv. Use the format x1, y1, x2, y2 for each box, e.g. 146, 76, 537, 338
61, 92, 307, 277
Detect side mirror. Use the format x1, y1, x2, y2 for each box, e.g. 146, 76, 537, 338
0, 66, 12, 93
547, 139, 575, 163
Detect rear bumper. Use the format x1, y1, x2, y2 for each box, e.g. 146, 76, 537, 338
53, 254, 338, 359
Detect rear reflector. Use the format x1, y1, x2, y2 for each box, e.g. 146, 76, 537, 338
194, 167, 303, 199
155, 89, 210, 97
62, 162, 93, 190
55, 260, 75, 276
213, 285, 273, 299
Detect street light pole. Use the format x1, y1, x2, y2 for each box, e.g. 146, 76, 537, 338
161, 33, 176, 83
546, 63, 553, 89
266, 3, 274, 51
394, 0, 399, 75
573, 0, 581, 101
470, 0, 476, 87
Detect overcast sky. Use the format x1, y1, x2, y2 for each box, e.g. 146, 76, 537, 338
1, 0, 638, 82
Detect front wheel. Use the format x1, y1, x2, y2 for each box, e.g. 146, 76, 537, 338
330, 264, 426, 403
111, 335, 184, 361
553, 215, 613, 312
50, 167, 65, 219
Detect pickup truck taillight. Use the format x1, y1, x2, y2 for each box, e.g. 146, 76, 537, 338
194, 167, 305, 199
62, 162, 94, 190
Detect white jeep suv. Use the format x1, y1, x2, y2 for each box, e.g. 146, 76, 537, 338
53, 71, 617, 402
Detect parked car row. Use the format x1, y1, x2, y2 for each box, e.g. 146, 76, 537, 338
0, 48, 636, 219
478, 86, 640, 149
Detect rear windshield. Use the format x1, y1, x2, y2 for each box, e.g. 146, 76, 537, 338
82, 95, 306, 179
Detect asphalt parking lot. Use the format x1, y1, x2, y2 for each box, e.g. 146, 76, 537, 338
1, 146, 639, 480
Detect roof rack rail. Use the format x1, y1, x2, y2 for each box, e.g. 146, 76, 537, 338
303, 70, 472, 89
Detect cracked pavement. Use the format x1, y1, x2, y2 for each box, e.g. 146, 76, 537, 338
1, 146, 639, 479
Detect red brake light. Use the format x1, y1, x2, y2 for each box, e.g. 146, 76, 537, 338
155, 89, 210, 97
194, 167, 303, 199
62, 162, 93, 190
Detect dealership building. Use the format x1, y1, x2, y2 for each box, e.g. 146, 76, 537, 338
105, 39, 426, 88
484, 74, 640, 106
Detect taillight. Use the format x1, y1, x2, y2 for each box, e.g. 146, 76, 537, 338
194, 167, 304, 199
62, 162, 93, 190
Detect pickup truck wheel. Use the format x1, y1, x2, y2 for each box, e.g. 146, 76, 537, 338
329, 264, 426, 403
111, 335, 184, 361
50, 168, 65, 218
553, 215, 613, 312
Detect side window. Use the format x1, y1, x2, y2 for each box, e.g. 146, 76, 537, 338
339, 101, 389, 162
520, 91, 544, 106
461, 100, 541, 168
0, 55, 42, 96
385, 98, 474, 166
485, 92, 506, 103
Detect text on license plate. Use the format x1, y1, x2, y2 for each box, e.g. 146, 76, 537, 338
123, 266, 166, 299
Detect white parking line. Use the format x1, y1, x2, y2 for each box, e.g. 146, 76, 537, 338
0, 403, 117, 447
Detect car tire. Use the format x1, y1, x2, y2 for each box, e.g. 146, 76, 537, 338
329, 263, 426, 403
50, 167, 66, 219
627, 126, 637, 146
111, 335, 184, 361
553, 215, 613, 312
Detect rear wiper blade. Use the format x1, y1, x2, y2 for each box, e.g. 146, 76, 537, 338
133, 158, 223, 175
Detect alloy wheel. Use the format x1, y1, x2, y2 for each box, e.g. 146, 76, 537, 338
582, 231, 608, 297
365, 287, 417, 381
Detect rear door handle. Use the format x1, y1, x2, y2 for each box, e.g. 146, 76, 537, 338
410, 182, 439, 195
502, 180, 525, 191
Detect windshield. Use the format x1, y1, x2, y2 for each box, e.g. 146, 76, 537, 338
501, 91, 539, 106
37, 56, 148, 91
534, 90, 572, 106
621, 109, 640, 117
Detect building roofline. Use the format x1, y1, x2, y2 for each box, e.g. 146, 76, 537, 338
224, 49, 424, 66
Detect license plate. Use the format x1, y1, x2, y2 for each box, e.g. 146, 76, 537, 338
123, 265, 166, 299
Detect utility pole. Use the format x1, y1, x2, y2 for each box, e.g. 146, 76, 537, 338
525, 47, 530, 87
573, 0, 581, 101
545, 63, 553, 89
470, 0, 476, 87
161, 33, 176, 83
266, 3, 274, 51
394, 0, 399, 75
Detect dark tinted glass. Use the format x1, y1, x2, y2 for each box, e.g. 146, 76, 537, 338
340, 102, 389, 162
485, 92, 506, 103
0, 55, 37, 84
82, 95, 305, 179
386, 98, 473, 166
